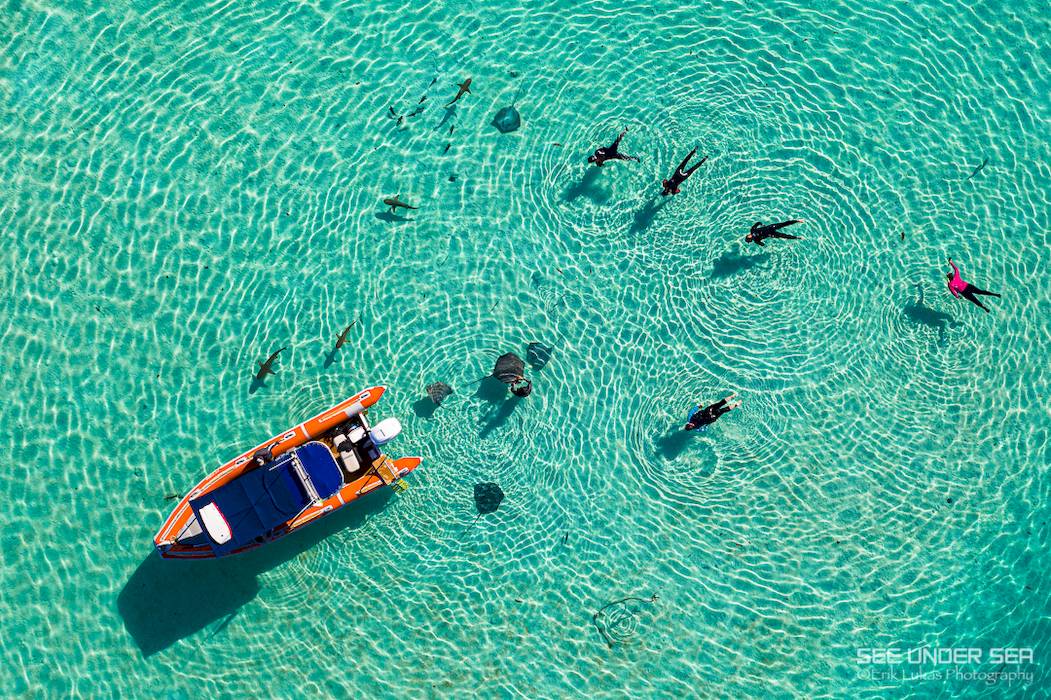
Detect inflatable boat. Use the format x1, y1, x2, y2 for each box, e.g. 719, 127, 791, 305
154, 387, 420, 559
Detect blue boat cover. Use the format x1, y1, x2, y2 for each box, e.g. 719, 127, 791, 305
189, 442, 341, 555
296, 441, 343, 498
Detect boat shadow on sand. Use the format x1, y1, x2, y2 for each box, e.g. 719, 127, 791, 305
117, 490, 393, 657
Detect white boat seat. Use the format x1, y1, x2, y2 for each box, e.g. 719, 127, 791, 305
332, 433, 362, 476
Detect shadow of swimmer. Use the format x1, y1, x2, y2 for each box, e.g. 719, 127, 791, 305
117, 489, 392, 657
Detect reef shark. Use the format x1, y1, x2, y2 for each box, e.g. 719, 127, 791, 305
255, 347, 286, 380
334, 320, 357, 350
446, 78, 472, 107
383, 195, 417, 213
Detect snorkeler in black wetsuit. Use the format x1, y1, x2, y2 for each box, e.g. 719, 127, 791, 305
510, 376, 532, 397
661, 148, 708, 196
588, 128, 640, 167
684, 395, 740, 431
746, 220, 804, 246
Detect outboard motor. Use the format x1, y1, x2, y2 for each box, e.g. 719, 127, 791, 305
371, 417, 402, 446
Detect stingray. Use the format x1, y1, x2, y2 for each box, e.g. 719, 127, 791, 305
426, 382, 453, 405
474, 482, 504, 518
526, 342, 554, 370
492, 86, 522, 133
492, 105, 521, 133
492, 352, 525, 384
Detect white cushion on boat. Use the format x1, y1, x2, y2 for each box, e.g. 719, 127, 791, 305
348, 426, 366, 444
199, 502, 232, 544
332, 433, 361, 474
371, 417, 402, 445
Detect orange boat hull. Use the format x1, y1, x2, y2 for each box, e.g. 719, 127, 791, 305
154, 386, 420, 559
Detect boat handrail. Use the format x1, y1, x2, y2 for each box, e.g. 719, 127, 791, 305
290, 451, 321, 504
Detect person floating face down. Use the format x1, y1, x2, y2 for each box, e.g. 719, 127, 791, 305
509, 376, 532, 397
946, 257, 1001, 313
746, 220, 804, 246
684, 394, 740, 431
588, 128, 640, 167
661, 148, 708, 196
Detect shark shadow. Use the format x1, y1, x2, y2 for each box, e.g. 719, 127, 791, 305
439, 105, 456, 129
375, 211, 412, 223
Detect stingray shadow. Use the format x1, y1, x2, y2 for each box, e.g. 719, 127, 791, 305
711, 251, 767, 278
117, 490, 393, 657
375, 211, 412, 223
479, 395, 523, 439
630, 196, 670, 233
413, 397, 439, 419
474, 375, 509, 404
563, 167, 609, 204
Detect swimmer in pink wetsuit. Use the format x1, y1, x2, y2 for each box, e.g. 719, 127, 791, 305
946, 257, 1000, 313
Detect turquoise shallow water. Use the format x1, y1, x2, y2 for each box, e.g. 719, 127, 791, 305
2, 0, 1049, 697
